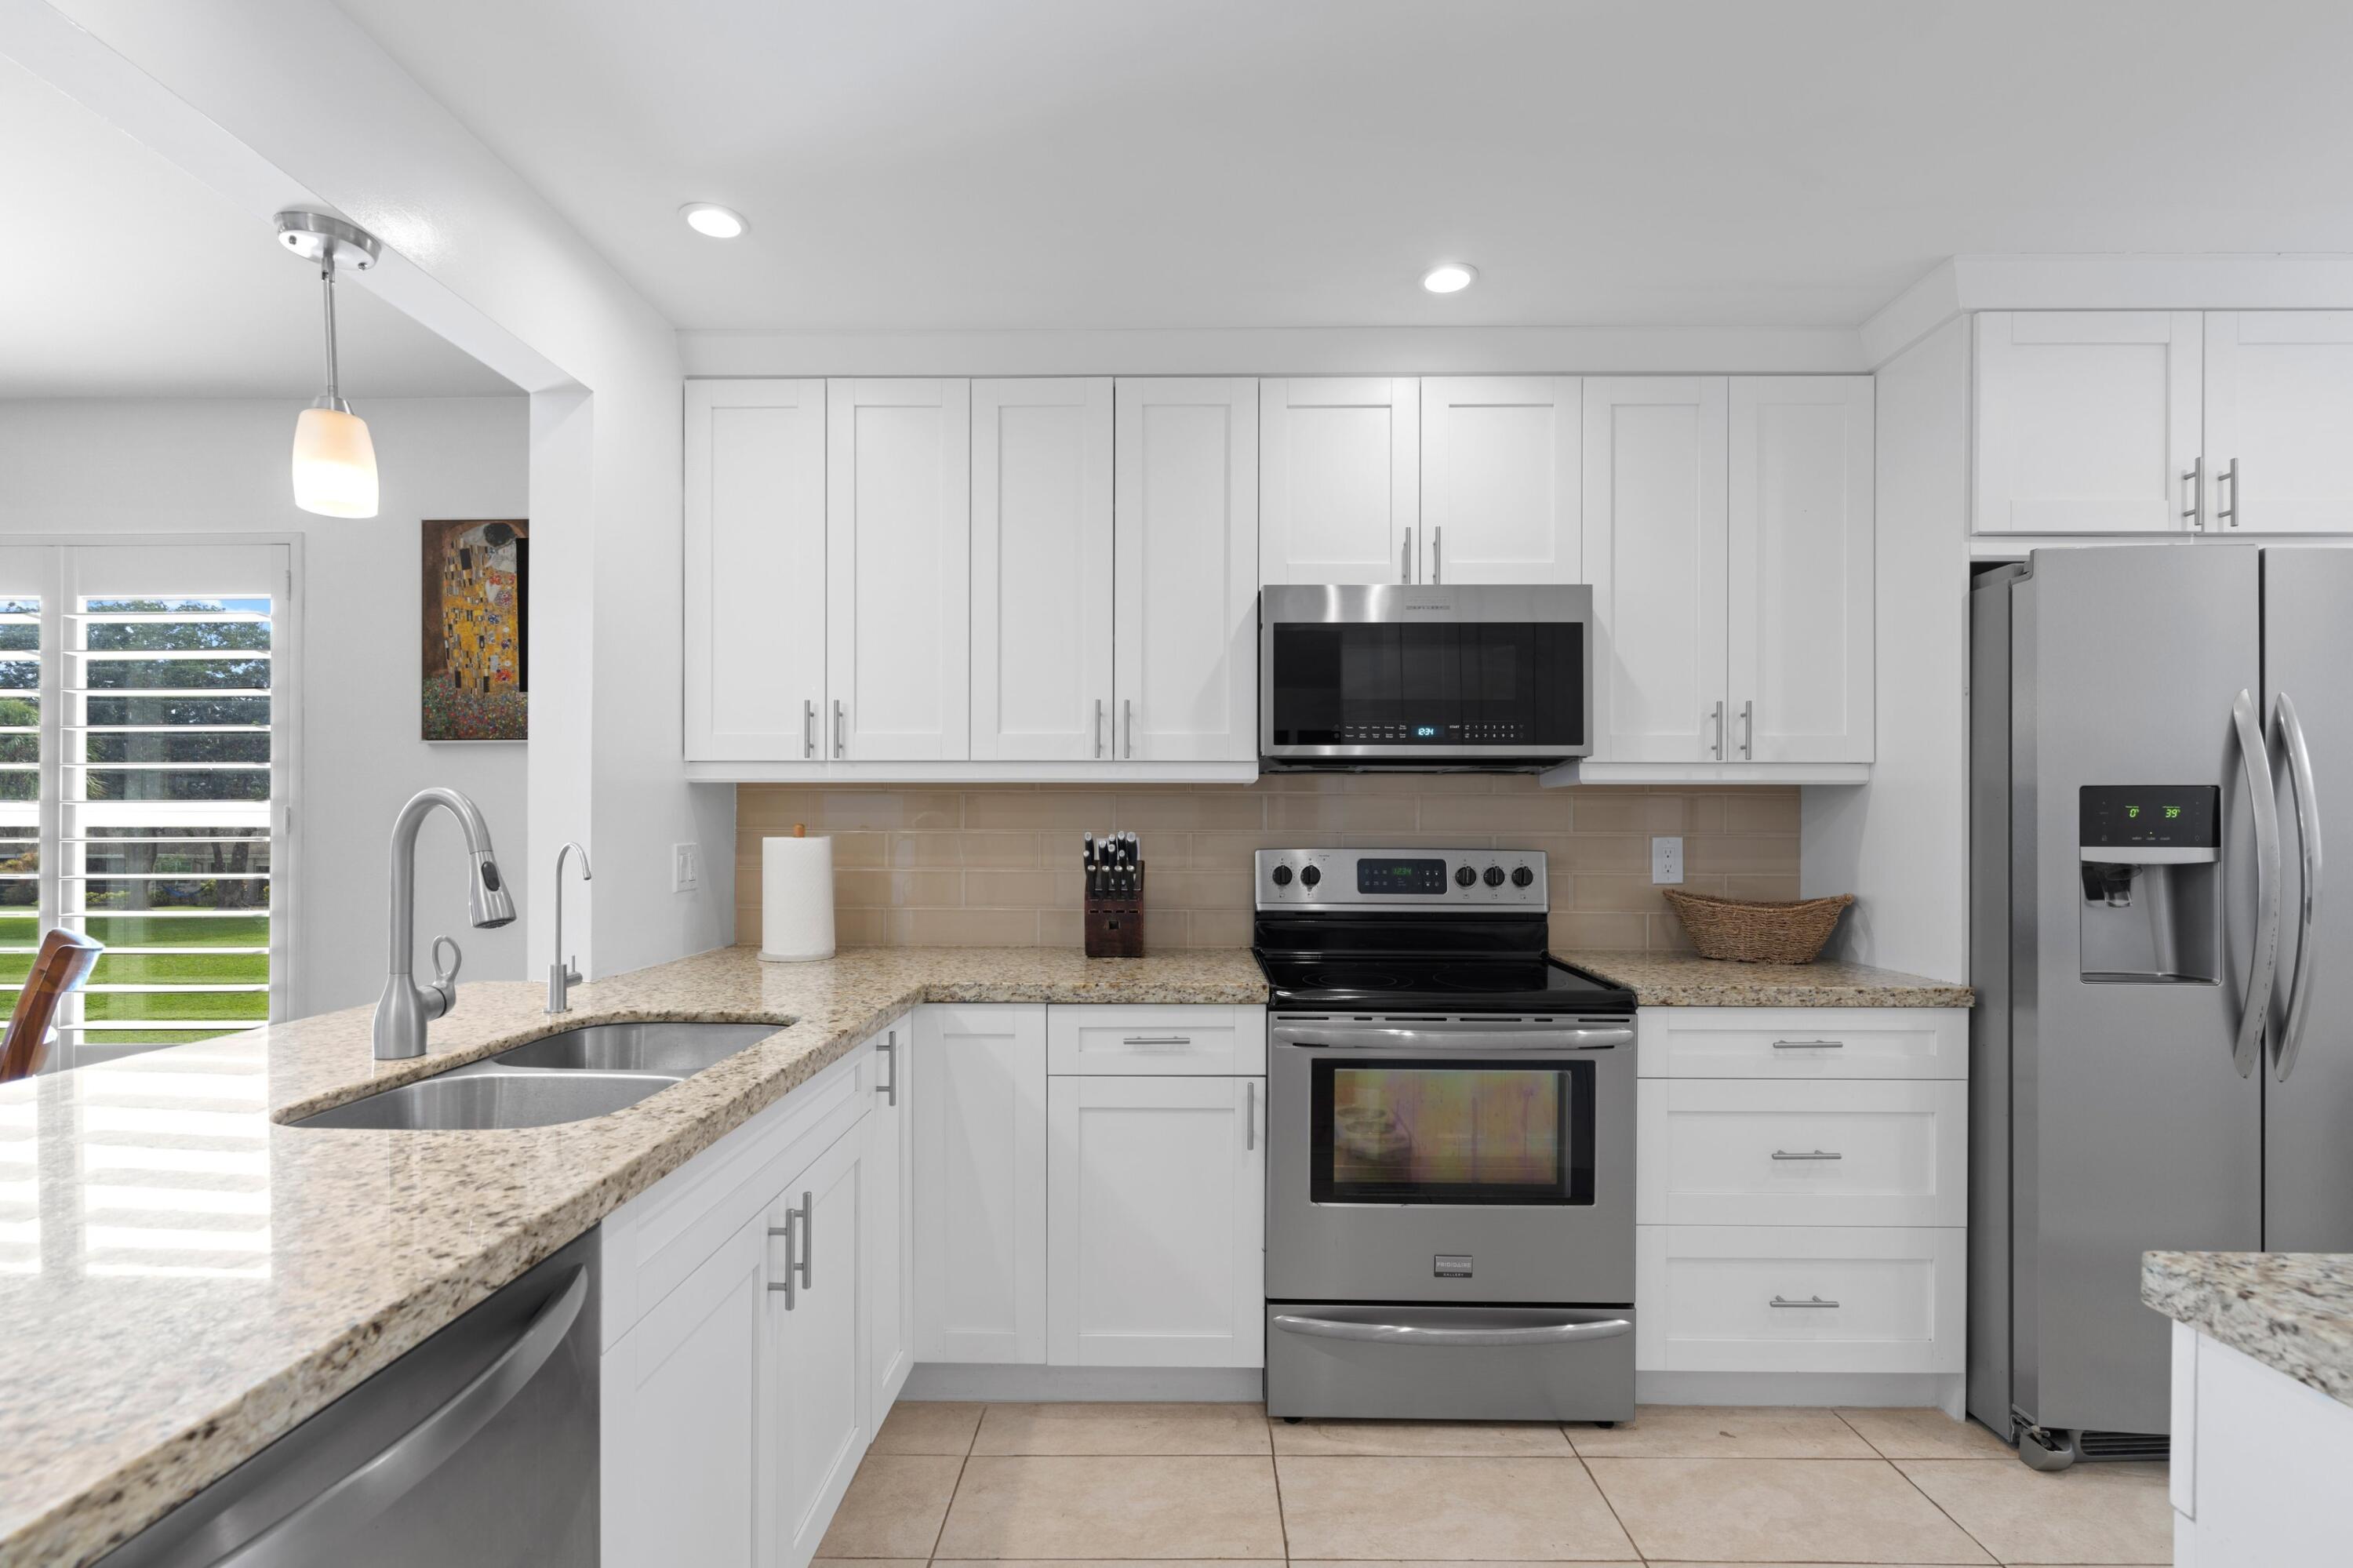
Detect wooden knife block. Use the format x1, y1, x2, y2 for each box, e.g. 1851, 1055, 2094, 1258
1084, 864, 1144, 959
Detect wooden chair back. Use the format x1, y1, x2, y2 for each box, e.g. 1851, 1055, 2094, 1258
0, 928, 104, 1083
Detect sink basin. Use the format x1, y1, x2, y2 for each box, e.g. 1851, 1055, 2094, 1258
291, 1067, 679, 1130
492, 1020, 783, 1076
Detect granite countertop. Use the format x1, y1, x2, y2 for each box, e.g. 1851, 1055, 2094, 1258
2144, 1250, 2353, 1408
1564, 951, 1974, 1008
0, 944, 1265, 1568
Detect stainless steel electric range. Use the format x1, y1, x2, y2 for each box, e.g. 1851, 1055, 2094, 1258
1255, 846, 1638, 1424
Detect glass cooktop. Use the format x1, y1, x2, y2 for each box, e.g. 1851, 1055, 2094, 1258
1255, 953, 1635, 1015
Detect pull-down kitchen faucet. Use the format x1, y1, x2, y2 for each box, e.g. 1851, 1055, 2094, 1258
547, 841, 592, 1013
373, 787, 517, 1060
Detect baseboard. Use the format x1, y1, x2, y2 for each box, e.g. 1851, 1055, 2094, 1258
903, 1362, 1267, 1403
1639, 1370, 1968, 1416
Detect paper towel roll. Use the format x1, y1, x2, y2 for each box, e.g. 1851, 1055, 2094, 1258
759, 833, 836, 962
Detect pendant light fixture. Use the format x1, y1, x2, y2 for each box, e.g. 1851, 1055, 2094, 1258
275, 211, 383, 518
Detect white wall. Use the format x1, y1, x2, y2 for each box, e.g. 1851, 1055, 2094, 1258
1802, 315, 1972, 981
0, 395, 530, 1016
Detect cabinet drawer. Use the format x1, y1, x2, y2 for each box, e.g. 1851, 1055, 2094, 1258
1637, 1006, 1966, 1080
1636, 1079, 1967, 1228
1047, 1005, 1266, 1075
1635, 1224, 1964, 1374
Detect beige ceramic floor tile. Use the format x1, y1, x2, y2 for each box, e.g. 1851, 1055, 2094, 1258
813, 1561, 926, 1568
1897, 1457, 2173, 1564
936, 1454, 1285, 1559
1571, 1404, 1878, 1458
813, 1454, 963, 1558
871, 1399, 984, 1455
1273, 1417, 1574, 1456
1585, 1457, 1995, 1563
973, 1401, 1271, 1454
1837, 1406, 2015, 1460
937, 1562, 1283, 1568
1293, 1561, 1638, 1568
1275, 1456, 1637, 1560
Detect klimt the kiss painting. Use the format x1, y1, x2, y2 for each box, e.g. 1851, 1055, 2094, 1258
421, 518, 528, 741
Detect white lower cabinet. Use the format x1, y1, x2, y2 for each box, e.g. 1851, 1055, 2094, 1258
866, 1017, 915, 1413
1046, 1075, 1265, 1367
1636, 1224, 1965, 1374
769, 1123, 871, 1568
912, 1004, 1049, 1362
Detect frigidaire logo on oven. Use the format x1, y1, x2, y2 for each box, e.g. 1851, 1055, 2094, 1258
1433, 1254, 1473, 1278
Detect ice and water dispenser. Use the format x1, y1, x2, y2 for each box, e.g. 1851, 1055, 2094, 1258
2078, 785, 2222, 983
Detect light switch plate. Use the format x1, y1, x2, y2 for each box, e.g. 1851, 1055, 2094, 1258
1651, 836, 1684, 885
672, 842, 700, 893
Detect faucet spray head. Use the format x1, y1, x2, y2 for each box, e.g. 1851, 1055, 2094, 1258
471, 852, 518, 928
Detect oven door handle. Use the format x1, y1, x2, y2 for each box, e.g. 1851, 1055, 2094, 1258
1278, 1025, 1633, 1053
1271, 1313, 1632, 1348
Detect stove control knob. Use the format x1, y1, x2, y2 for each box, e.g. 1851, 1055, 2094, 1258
1453, 864, 1478, 887
1511, 865, 1535, 888
1300, 864, 1322, 889
1271, 864, 1293, 886
1482, 865, 1506, 887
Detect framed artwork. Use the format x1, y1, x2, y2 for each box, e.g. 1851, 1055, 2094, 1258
421, 518, 528, 741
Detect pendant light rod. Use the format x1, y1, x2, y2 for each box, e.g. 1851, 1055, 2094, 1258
277, 212, 384, 520
319, 264, 344, 410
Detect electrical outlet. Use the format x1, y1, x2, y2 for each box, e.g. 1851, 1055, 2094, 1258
672, 842, 700, 893
1651, 835, 1685, 886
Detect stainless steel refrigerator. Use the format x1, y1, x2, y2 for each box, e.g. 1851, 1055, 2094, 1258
1969, 545, 2347, 1469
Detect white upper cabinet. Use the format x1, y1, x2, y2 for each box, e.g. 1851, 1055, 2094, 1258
1728, 377, 1875, 764
1973, 311, 2203, 533
1582, 377, 1729, 764
2202, 311, 2353, 533
826, 379, 971, 759
971, 378, 1115, 759
1114, 378, 1260, 762
1420, 376, 1582, 582
1259, 377, 1420, 584
685, 380, 827, 762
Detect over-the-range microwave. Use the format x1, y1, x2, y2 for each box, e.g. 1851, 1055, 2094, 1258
1258, 584, 1592, 770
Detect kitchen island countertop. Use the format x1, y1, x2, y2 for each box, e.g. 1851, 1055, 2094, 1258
2144, 1250, 2353, 1409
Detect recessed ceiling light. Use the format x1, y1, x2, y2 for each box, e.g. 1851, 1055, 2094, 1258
1422, 262, 1477, 294
681, 202, 747, 239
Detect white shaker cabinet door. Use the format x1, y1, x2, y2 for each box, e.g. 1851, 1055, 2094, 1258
1046, 1075, 1266, 1369
864, 1018, 915, 1417
1974, 311, 2203, 533
2203, 311, 2353, 533
914, 1004, 1049, 1362
1113, 378, 1260, 762
1726, 376, 1875, 764
684, 379, 827, 761
826, 378, 972, 759
972, 378, 1115, 759
1580, 377, 1729, 764
1420, 376, 1582, 583
767, 1125, 870, 1568
1259, 377, 1420, 584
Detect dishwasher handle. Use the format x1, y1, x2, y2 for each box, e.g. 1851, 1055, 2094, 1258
1271, 1312, 1631, 1348
217, 1266, 588, 1566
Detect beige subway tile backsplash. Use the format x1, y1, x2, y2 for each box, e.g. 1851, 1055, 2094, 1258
734, 779, 1804, 951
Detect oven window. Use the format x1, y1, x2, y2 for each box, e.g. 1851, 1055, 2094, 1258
1308, 1057, 1595, 1206
1267, 622, 1584, 748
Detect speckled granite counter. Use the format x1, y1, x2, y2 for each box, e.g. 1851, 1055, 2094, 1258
0, 944, 1267, 1568
1563, 951, 1973, 1007
2144, 1250, 2353, 1408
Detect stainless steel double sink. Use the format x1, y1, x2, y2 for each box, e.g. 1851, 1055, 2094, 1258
290, 1020, 786, 1131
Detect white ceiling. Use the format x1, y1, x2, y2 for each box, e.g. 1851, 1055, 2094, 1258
336, 0, 2353, 335
0, 53, 517, 399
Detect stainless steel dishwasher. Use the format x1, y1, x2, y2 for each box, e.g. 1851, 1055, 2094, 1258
100, 1229, 598, 1567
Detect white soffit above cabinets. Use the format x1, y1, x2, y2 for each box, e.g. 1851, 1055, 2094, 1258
336, 0, 2353, 335
0, 53, 516, 399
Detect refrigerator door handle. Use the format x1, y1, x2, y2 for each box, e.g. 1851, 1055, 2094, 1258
2272, 690, 2323, 1082
2231, 688, 2285, 1079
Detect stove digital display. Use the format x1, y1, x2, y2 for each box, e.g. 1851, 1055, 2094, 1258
1355, 857, 1449, 895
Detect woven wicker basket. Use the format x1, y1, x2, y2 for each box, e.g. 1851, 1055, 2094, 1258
1661, 889, 1855, 964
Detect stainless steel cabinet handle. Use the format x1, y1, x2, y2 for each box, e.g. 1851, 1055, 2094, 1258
1401, 529, 1413, 584
803, 699, 816, 759
1769, 1295, 1840, 1309
1122, 1035, 1193, 1046
1432, 526, 1442, 584
2219, 457, 2239, 527
2274, 692, 2322, 1083
766, 1217, 795, 1305
1094, 697, 1104, 759
1245, 1080, 1256, 1151
1740, 699, 1754, 759
2231, 687, 2283, 1079
1771, 1039, 1844, 1050
832, 699, 846, 759
1273, 1313, 1632, 1348
1711, 700, 1726, 760
1123, 697, 1133, 759
215, 1268, 588, 1567
2183, 457, 2205, 530
1770, 1148, 1843, 1161
876, 1028, 898, 1105
795, 1188, 814, 1290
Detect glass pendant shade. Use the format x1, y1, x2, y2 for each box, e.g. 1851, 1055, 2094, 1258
291, 405, 379, 518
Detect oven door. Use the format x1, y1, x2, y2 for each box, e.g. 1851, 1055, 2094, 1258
1259, 584, 1592, 766
1267, 1018, 1635, 1304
